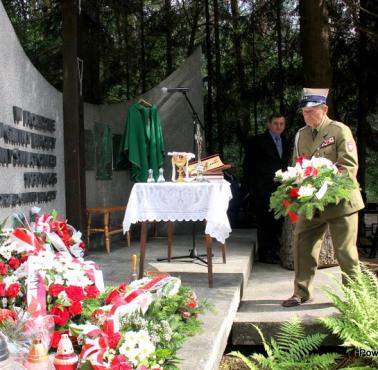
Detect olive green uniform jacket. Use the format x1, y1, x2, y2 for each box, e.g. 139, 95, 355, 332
293, 115, 364, 218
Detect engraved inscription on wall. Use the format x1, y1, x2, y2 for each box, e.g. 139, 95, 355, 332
0, 106, 58, 207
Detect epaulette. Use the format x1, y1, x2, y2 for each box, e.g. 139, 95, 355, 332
298, 126, 307, 132
328, 120, 346, 130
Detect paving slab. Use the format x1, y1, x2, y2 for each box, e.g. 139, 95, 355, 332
232, 263, 342, 346
86, 228, 256, 370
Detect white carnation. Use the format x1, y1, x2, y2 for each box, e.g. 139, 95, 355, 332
298, 185, 316, 198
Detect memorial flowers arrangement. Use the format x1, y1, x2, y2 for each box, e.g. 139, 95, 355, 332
0, 209, 208, 370
270, 155, 357, 223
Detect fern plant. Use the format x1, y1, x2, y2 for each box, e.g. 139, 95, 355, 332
229, 317, 340, 369
320, 264, 378, 367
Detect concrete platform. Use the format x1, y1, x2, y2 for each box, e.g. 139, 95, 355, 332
86, 227, 343, 369
86, 228, 256, 370
232, 263, 342, 346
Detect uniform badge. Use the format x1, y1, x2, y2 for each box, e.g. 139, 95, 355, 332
347, 141, 354, 152
320, 136, 335, 148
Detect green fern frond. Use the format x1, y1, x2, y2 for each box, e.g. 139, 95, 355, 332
252, 323, 274, 358
232, 319, 339, 370
228, 351, 258, 370
320, 263, 378, 353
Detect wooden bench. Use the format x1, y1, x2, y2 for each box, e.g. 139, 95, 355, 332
86, 206, 130, 253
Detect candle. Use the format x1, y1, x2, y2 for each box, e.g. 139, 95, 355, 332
53, 334, 78, 370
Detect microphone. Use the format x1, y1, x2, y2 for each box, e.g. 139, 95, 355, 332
161, 87, 190, 93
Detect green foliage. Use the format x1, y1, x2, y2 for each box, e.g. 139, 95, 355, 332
229, 318, 340, 369
320, 264, 378, 366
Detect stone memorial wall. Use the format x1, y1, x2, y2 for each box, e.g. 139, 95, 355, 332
0, 1, 65, 222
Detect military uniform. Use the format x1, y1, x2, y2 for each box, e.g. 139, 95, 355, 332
292, 115, 364, 299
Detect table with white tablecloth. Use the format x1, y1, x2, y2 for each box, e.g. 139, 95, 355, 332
123, 180, 232, 287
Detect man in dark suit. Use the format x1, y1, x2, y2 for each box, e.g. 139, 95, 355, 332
243, 114, 291, 263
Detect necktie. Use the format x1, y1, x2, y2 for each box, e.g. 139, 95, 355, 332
312, 129, 318, 141
274, 136, 282, 158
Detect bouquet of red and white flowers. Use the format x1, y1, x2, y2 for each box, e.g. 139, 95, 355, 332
0, 209, 208, 370
270, 155, 357, 223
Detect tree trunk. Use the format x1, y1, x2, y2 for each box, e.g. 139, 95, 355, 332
81, 0, 100, 103
281, 219, 338, 270
187, 0, 202, 57
213, 0, 223, 157
122, 10, 131, 100
230, 0, 250, 139
356, 0, 369, 193
204, 0, 213, 154
164, 0, 173, 76
140, 0, 146, 93
250, 10, 258, 135
62, 0, 86, 230
281, 0, 337, 268
299, 0, 333, 115
276, 0, 284, 114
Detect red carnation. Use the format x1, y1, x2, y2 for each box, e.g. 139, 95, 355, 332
105, 289, 121, 304
289, 187, 300, 199
85, 285, 99, 299
8, 256, 21, 270
69, 301, 82, 316
65, 285, 85, 301
304, 166, 319, 177
283, 199, 291, 209
118, 283, 128, 292
48, 284, 65, 297
110, 355, 133, 370
295, 155, 306, 165
79, 242, 86, 250
51, 330, 70, 348
101, 332, 122, 349
6, 283, 21, 298
288, 211, 298, 224
0, 283, 6, 296
50, 305, 70, 327
51, 331, 62, 348
0, 262, 8, 276
0, 309, 17, 324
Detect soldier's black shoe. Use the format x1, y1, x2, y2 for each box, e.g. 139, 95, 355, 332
282, 295, 313, 307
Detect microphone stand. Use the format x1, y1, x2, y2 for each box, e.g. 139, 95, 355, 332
157, 91, 210, 265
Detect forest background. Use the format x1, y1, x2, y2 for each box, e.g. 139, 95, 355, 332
3, 0, 378, 201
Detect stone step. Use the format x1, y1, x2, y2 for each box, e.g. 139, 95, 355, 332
232, 263, 341, 346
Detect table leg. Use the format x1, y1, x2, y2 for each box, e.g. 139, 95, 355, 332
221, 243, 226, 264
205, 234, 213, 288
167, 221, 173, 262
104, 212, 110, 254
139, 222, 148, 279
86, 212, 92, 247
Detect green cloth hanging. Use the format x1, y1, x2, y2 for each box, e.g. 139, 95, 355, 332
118, 103, 165, 182
95, 123, 113, 180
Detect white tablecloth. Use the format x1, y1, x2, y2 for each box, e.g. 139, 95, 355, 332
123, 180, 232, 244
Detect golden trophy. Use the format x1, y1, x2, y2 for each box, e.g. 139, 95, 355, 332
168, 152, 195, 182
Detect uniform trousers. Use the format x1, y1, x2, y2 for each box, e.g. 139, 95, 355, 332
293, 211, 360, 299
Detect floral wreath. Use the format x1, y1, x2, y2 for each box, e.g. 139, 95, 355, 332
270, 155, 357, 223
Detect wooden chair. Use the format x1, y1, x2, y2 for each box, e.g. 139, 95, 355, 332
86, 206, 130, 254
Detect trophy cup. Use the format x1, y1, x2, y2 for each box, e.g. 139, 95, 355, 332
168, 152, 195, 182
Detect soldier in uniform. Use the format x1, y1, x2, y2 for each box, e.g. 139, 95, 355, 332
282, 88, 364, 307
